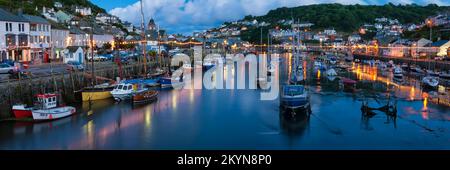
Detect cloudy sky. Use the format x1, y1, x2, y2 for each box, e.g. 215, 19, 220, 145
91, 0, 448, 35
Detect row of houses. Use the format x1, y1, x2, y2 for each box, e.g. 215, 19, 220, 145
0, 7, 116, 64
0, 8, 52, 63
379, 38, 450, 58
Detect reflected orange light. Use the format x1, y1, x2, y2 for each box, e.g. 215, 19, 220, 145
317, 69, 321, 79
421, 92, 430, 119
409, 86, 415, 101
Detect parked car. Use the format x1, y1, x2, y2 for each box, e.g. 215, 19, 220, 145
0, 63, 15, 74
1, 59, 15, 67
88, 55, 108, 62
101, 54, 113, 61
66, 61, 84, 71
9, 69, 30, 79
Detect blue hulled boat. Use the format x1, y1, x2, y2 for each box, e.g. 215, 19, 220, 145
158, 75, 185, 88
281, 85, 310, 109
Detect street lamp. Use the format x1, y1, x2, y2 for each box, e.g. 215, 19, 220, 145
319, 38, 323, 48
427, 19, 433, 41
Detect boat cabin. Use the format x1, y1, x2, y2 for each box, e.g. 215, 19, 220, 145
283, 85, 305, 96
36, 94, 58, 109
114, 80, 143, 92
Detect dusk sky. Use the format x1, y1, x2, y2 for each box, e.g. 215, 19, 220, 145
90, 0, 449, 35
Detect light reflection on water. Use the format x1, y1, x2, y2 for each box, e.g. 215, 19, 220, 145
0, 53, 448, 150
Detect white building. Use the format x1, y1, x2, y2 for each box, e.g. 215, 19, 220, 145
54, 2, 63, 8
74, 6, 92, 16
42, 7, 57, 22
375, 23, 383, 30
93, 34, 114, 47
63, 46, 84, 64
375, 17, 388, 22
313, 34, 328, 41
323, 28, 336, 35
411, 38, 432, 57
22, 14, 52, 63
96, 13, 120, 24
68, 27, 88, 47
0, 8, 30, 62
431, 40, 450, 57
51, 28, 69, 61
348, 34, 361, 43
406, 24, 418, 31
124, 22, 135, 33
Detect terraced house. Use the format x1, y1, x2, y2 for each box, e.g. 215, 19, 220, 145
22, 14, 52, 63
0, 8, 30, 62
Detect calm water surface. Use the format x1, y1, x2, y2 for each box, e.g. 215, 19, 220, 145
0, 53, 449, 149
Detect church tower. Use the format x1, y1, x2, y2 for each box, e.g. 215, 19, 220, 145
148, 18, 156, 31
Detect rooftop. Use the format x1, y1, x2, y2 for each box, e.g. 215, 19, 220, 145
21, 14, 50, 24
430, 40, 449, 47
0, 8, 28, 22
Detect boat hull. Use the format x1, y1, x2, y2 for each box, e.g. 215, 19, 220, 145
82, 90, 112, 101
12, 108, 32, 119
281, 97, 310, 109
203, 65, 214, 70
31, 106, 76, 121
132, 91, 158, 104
111, 92, 132, 101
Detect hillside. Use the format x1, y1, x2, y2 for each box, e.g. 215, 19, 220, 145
0, 0, 105, 15
239, 3, 450, 43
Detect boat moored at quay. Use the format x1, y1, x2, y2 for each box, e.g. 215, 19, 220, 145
111, 80, 149, 102
12, 94, 76, 121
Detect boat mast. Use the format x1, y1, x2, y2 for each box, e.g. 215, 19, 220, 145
90, 22, 95, 86
140, 0, 147, 74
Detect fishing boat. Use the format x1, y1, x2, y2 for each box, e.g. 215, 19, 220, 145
281, 85, 310, 109
132, 90, 158, 104
393, 66, 403, 78
326, 68, 337, 77
426, 70, 440, 77
159, 75, 184, 88
314, 61, 326, 70
386, 60, 394, 68
147, 68, 166, 78
111, 80, 148, 101
81, 83, 115, 101
341, 77, 357, 91
13, 93, 76, 120
378, 62, 387, 70
401, 63, 409, 71
439, 71, 450, 80
422, 76, 439, 89
410, 66, 425, 74
329, 56, 337, 65
141, 77, 160, 87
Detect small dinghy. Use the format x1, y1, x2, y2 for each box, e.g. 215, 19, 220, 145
422, 76, 439, 88
132, 90, 158, 105
393, 66, 403, 78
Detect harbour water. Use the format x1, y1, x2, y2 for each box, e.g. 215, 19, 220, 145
0, 53, 449, 150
